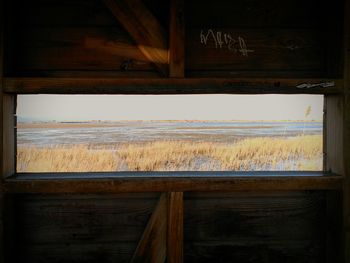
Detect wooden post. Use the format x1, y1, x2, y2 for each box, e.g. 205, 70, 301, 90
169, 0, 185, 78
0, 0, 5, 261
343, 0, 350, 261
167, 192, 183, 263
325, 95, 344, 174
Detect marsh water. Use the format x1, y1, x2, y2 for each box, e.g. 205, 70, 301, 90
17, 121, 322, 147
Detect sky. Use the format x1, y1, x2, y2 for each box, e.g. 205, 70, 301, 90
17, 94, 323, 122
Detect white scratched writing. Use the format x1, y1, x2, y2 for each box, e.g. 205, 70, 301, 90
296, 82, 335, 89
200, 29, 254, 56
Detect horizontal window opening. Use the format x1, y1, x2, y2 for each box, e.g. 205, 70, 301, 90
16, 94, 323, 173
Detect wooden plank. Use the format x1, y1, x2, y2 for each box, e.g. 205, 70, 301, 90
184, 191, 327, 262
2, 94, 15, 178
13, 193, 159, 262
344, 0, 350, 261
4, 77, 343, 94
3, 172, 343, 194
186, 28, 327, 74
12, 27, 154, 72
326, 191, 343, 263
167, 192, 183, 263
14, 0, 169, 28
131, 193, 167, 263
325, 95, 344, 174
185, 0, 328, 29
0, 0, 5, 261
102, 0, 168, 76
169, 0, 184, 77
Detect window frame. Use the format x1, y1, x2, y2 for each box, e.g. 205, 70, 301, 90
1, 78, 344, 194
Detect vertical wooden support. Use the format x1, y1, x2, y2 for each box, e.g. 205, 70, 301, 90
169, 0, 185, 77
0, 0, 5, 261
344, 0, 350, 261
168, 17, 186, 263
167, 192, 183, 263
325, 95, 344, 174
1, 0, 15, 262
131, 193, 167, 263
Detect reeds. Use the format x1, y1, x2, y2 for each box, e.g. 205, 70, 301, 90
17, 135, 322, 172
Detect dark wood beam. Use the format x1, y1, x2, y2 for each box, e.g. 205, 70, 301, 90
4, 77, 343, 94
131, 193, 167, 263
167, 192, 183, 263
325, 95, 344, 174
85, 38, 151, 63
102, 0, 168, 76
169, 0, 184, 77
343, 0, 350, 260
3, 172, 343, 194
0, 0, 4, 260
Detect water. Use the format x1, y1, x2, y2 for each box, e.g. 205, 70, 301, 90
17, 121, 323, 147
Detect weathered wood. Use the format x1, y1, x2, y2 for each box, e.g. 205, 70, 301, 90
169, 0, 184, 77
185, 0, 328, 28
4, 77, 343, 94
326, 191, 343, 263
13, 27, 154, 72
325, 95, 344, 174
131, 193, 167, 263
102, 0, 168, 76
167, 192, 183, 263
13, 193, 159, 263
344, 0, 350, 261
185, 0, 342, 78
186, 28, 327, 75
15, 0, 169, 28
0, 0, 6, 261
3, 172, 343, 194
184, 191, 328, 263
2, 94, 15, 179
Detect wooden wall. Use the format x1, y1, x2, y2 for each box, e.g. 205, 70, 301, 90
7, 191, 340, 263
0, 0, 347, 262
7, 0, 343, 78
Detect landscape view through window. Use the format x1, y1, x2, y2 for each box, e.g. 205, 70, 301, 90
17, 94, 323, 172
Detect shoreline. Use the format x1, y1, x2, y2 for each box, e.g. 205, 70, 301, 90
17, 120, 323, 129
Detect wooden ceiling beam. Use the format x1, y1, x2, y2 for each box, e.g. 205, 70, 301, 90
102, 0, 168, 76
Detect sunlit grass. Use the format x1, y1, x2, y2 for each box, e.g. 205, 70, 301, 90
17, 135, 322, 172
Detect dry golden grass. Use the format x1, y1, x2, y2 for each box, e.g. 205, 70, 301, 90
17, 135, 322, 172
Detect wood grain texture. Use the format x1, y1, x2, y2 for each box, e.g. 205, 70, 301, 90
12, 193, 159, 263
325, 95, 344, 174
131, 193, 167, 263
4, 77, 343, 94
185, 0, 328, 28
186, 28, 326, 74
102, 0, 168, 76
12, 27, 154, 72
169, 0, 184, 77
14, 0, 169, 28
343, 0, 350, 261
3, 172, 343, 194
185, 0, 342, 78
326, 191, 342, 263
2, 94, 15, 179
167, 192, 183, 263
0, 0, 4, 260
184, 191, 329, 263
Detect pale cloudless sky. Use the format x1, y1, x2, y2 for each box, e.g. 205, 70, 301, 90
17, 94, 323, 121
